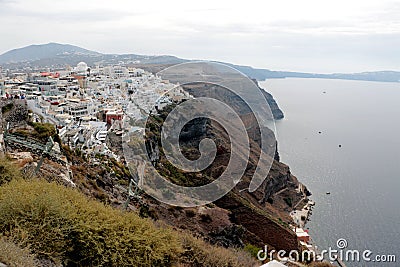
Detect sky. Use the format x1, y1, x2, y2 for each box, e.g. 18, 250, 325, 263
0, 0, 399, 73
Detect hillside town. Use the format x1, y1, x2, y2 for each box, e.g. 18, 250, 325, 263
0, 62, 191, 161
0, 61, 321, 267
0, 62, 325, 267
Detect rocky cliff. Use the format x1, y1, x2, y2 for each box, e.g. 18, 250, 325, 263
252, 79, 284, 120
137, 82, 310, 253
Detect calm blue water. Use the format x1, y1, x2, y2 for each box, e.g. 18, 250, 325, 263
261, 78, 400, 266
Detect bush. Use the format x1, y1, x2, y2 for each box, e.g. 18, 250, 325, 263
139, 204, 159, 220
1, 103, 13, 114
0, 157, 22, 186
30, 122, 56, 141
244, 243, 262, 259
0, 179, 181, 266
178, 233, 257, 267
0, 159, 259, 267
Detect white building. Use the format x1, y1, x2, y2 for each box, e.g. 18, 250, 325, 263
74, 62, 89, 76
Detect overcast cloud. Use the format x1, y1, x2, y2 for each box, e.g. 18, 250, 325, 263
0, 0, 399, 73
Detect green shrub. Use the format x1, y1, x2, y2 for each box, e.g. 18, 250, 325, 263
0, 179, 181, 266
0, 157, 22, 186
1, 103, 13, 114
161, 161, 189, 186
30, 122, 56, 141
139, 204, 159, 220
178, 233, 257, 267
244, 243, 262, 259
0, 159, 259, 267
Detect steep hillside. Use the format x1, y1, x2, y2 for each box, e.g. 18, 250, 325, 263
0, 101, 258, 266
136, 82, 310, 253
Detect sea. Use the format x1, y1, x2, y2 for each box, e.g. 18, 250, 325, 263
260, 78, 400, 266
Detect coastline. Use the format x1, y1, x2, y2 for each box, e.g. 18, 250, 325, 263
290, 199, 315, 229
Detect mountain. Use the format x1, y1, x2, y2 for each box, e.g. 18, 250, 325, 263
0, 43, 399, 83
0, 43, 100, 64
0, 43, 186, 68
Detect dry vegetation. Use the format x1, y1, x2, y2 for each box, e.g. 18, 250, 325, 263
178, 233, 256, 267
0, 157, 22, 186
0, 157, 257, 267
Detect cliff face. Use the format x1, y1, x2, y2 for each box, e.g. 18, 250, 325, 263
180, 81, 284, 121
252, 79, 284, 120
139, 82, 309, 253
143, 116, 304, 252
